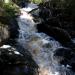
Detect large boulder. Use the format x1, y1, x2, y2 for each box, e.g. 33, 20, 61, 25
0, 16, 19, 46
37, 22, 74, 47
0, 45, 38, 75
53, 48, 72, 65
0, 23, 9, 46
0, 16, 19, 38
53, 48, 75, 72
12, 0, 30, 8
38, 3, 75, 38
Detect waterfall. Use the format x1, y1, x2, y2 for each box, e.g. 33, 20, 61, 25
17, 4, 74, 75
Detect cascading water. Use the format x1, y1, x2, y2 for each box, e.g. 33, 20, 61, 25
17, 4, 74, 75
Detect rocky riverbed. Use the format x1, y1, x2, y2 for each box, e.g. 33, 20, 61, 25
0, 3, 75, 75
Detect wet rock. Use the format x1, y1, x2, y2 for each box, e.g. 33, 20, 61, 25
0, 16, 19, 38
38, 3, 75, 38
20, 2, 28, 8
37, 22, 73, 47
53, 48, 75, 72
0, 22, 10, 46
12, 0, 29, 8
0, 45, 38, 75
54, 48, 72, 64
0, 16, 19, 46
69, 57, 75, 72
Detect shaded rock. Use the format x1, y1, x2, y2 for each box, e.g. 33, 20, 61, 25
19, 1, 28, 8
53, 48, 72, 64
0, 45, 38, 75
0, 46, 25, 64
37, 22, 73, 47
0, 7, 5, 16
12, 0, 29, 8
0, 16, 19, 46
45, 18, 61, 27
38, 3, 75, 38
39, 8, 51, 21
53, 48, 75, 72
14, 44, 39, 68
0, 16, 19, 38
0, 23, 10, 46
69, 56, 75, 72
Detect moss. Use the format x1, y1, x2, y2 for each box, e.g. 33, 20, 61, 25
31, 0, 44, 4
0, 1, 20, 17
3, 2, 20, 17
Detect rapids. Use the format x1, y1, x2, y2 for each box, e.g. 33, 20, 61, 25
16, 4, 75, 75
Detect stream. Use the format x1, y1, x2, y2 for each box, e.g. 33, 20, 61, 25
16, 3, 75, 75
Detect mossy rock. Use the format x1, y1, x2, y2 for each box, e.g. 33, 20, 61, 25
0, 16, 19, 46
0, 1, 20, 17
3, 4, 20, 17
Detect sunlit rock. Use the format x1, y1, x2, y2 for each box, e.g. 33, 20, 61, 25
0, 45, 11, 48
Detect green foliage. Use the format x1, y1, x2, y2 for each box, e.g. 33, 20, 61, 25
0, 0, 20, 28
0, 0, 20, 17
3, 3, 20, 17
31, 0, 44, 4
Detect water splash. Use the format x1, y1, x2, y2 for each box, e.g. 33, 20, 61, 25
22, 3, 38, 12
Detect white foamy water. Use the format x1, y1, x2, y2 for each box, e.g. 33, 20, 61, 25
22, 3, 38, 12
0, 45, 11, 48
16, 4, 71, 75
